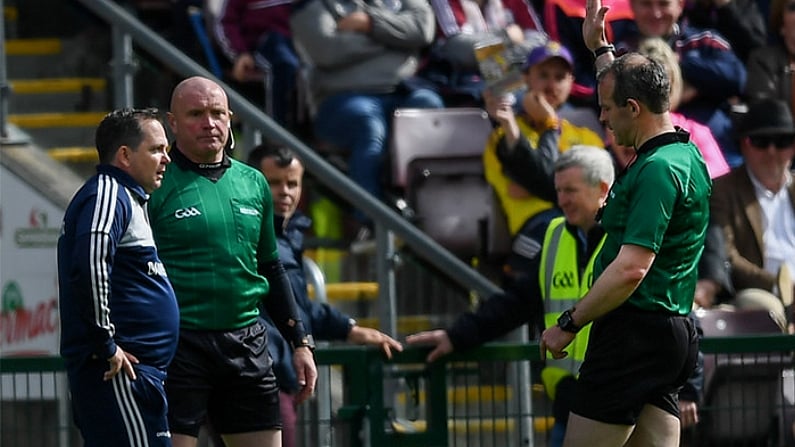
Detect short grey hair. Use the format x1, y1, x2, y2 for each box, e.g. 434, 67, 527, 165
555, 145, 615, 187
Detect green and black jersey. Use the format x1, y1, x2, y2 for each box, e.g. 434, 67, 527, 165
148, 154, 278, 330
597, 131, 712, 315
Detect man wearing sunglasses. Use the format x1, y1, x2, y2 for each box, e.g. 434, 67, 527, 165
711, 97, 795, 333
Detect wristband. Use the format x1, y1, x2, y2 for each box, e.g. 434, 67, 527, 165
593, 44, 616, 58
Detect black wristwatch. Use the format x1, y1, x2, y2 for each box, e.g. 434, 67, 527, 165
557, 309, 581, 333
293, 334, 316, 351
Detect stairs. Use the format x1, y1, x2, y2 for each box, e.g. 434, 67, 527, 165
4, 3, 111, 178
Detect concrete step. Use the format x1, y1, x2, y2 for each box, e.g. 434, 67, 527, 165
5, 38, 61, 56
47, 147, 97, 163
7, 78, 109, 114
8, 111, 107, 129
396, 384, 513, 406
7, 115, 102, 161
307, 281, 379, 302
391, 383, 553, 437
8, 93, 108, 116
9, 77, 107, 94
46, 147, 98, 180
390, 415, 554, 435
5, 37, 109, 79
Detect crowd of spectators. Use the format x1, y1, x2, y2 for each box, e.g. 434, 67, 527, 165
95, 0, 795, 443
124, 0, 795, 279
150, 0, 780, 181
138, 0, 795, 314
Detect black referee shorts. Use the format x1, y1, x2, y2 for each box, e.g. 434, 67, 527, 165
166, 321, 281, 437
573, 304, 698, 425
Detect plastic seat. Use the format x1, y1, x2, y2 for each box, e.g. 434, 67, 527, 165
390, 108, 493, 189
389, 108, 510, 260
695, 308, 792, 446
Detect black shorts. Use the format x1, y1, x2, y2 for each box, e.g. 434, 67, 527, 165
166, 321, 281, 437
573, 305, 698, 425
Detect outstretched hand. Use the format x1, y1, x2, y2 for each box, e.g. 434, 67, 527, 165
405, 330, 454, 363
347, 325, 404, 359
583, 0, 611, 52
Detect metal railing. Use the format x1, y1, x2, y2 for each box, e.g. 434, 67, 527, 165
72, 0, 502, 300
4, 336, 795, 447
65, 7, 512, 420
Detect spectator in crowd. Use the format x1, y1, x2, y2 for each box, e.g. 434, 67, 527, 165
683, 0, 766, 63
214, 0, 300, 128
58, 108, 178, 447
634, 36, 731, 178
543, 0, 636, 105
147, 76, 317, 447
482, 40, 604, 297
421, 0, 547, 105
247, 143, 403, 447
290, 0, 444, 220
584, 0, 747, 166
711, 98, 795, 332
745, 0, 795, 122
408, 146, 614, 447
407, 146, 704, 446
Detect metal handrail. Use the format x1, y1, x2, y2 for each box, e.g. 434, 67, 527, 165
75, 0, 501, 301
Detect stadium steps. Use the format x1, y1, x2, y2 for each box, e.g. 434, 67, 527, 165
391, 383, 553, 435
5, 27, 111, 178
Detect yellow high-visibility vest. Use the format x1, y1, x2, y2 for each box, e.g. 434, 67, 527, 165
538, 217, 605, 374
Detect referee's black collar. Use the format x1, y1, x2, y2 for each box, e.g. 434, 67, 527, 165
636, 127, 690, 155
170, 144, 232, 182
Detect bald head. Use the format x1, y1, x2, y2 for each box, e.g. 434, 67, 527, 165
167, 76, 233, 164
170, 76, 229, 112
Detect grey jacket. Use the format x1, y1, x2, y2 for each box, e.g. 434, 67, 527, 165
290, 0, 436, 105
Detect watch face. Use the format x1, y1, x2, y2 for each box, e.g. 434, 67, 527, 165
558, 311, 578, 332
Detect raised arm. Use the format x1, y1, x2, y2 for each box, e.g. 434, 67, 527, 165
583, 0, 615, 73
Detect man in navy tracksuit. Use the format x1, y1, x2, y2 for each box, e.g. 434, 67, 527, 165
57, 108, 179, 447
247, 143, 402, 447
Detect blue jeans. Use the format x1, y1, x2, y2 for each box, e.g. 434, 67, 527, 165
254, 32, 300, 127
313, 87, 444, 213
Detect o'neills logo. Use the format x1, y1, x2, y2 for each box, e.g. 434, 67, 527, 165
14, 209, 59, 248
0, 281, 58, 348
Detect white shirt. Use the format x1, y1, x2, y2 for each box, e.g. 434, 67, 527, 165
747, 168, 795, 278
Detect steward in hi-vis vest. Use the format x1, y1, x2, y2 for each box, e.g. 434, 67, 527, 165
405, 146, 616, 447
539, 216, 605, 375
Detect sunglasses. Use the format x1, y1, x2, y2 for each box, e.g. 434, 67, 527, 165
748, 135, 795, 150
787, 2, 795, 11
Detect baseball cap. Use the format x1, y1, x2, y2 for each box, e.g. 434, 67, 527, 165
521, 41, 574, 72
